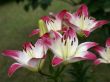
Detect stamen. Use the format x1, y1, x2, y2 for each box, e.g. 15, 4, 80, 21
61, 38, 63, 42
51, 20, 54, 23
64, 40, 67, 46
74, 37, 76, 42
71, 41, 73, 46
84, 17, 85, 20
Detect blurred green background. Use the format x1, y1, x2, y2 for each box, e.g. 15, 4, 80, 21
0, 0, 110, 82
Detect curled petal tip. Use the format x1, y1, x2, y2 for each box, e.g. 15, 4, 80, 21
8, 63, 22, 77
95, 20, 109, 27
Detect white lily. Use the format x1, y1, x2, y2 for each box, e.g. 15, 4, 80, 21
65, 4, 108, 37
46, 28, 97, 66
2, 39, 47, 77
94, 38, 110, 64
41, 10, 67, 32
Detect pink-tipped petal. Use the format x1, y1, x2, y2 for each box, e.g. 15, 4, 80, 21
8, 63, 22, 77
95, 20, 108, 28
93, 46, 105, 55
29, 29, 40, 37
75, 51, 96, 60
41, 16, 50, 22
77, 42, 98, 52
57, 10, 67, 20
106, 38, 110, 47
2, 50, 21, 59
52, 56, 63, 66
65, 12, 72, 20
75, 4, 88, 17
40, 33, 52, 46
63, 28, 76, 40
51, 31, 62, 39
83, 30, 90, 37
84, 51, 97, 60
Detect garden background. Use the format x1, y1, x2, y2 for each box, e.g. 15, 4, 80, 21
0, 0, 110, 82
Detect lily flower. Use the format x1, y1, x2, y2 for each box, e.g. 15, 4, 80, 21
29, 10, 67, 37
65, 4, 108, 37
41, 10, 67, 32
94, 38, 110, 65
2, 39, 47, 77
46, 28, 97, 66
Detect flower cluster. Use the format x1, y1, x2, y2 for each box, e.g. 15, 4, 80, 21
2, 4, 109, 77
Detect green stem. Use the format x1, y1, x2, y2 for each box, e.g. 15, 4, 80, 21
58, 65, 66, 76
39, 70, 52, 77
53, 65, 66, 81
39, 65, 66, 82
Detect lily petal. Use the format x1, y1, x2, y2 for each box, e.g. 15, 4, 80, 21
82, 30, 90, 37
28, 58, 45, 71
8, 63, 22, 77
94, 59, 101, 65
63, 27, 76, 39
92, 20, 108, 31
2, 50, 22, 60
93, 46, 105, 55
28, 58, 39, 68
94, 58, 108, 65
93, 46, 109, 60
95, 20, 108, 28
34, 39, 47, 58
52, 56, 63, 66
41, 16, 50, 23
56, 10, 67, 20
41, 33, 52, 46
29, 29, 40, 37
76, 42, 98, 53
84, 51, 97, 60
75, 4, 88, 17
75, 51, 96, 60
